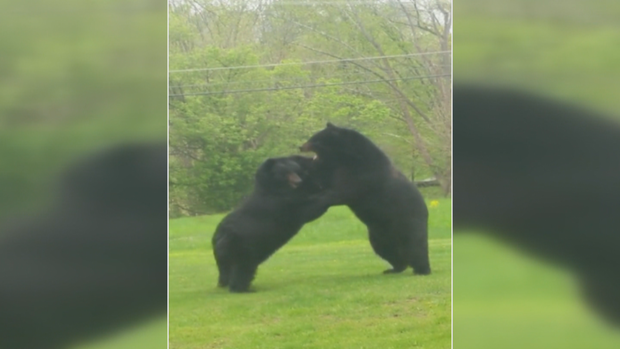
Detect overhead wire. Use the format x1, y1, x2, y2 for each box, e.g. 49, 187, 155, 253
169, 73, 451, 97
169, 51, 451, 73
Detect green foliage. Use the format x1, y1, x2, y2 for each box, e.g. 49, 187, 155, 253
0, 0, 166, 216
169, 2, 451, 215
169, 199, 451, 349
455, 17, 620, 114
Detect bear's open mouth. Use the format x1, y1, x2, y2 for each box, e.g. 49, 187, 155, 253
287, 172, 302, 188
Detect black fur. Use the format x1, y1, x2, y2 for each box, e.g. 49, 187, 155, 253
0, 142, 167, 349
300, 123, 431, 275
211, 155, 327, 293
453, 83, 620, 325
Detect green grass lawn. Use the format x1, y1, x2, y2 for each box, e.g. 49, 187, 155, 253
74, 317, 167, 349
454, 234, 620, 349
169, 199, 451, 349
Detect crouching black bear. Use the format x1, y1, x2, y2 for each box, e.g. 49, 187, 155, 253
300, 123, 431, 275
212, 155, 328, 293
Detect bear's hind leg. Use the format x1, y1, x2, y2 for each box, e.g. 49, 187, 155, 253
369, 230, 408, 274
214, 236, 233, 287
405, 218, 431, 275
228, 263, 258, 293
216, 260, 232, 288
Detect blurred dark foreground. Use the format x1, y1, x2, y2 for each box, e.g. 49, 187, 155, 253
0, 0, 167, 348
0, 142, 167, 349
453, 83, 620, 325
454, 0, 620, 348
453, 85, 620, 348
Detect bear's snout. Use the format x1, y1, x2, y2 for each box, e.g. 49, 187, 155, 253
299, 142, 313, 152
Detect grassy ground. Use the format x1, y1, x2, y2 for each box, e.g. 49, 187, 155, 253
454, 234, 620, 349
169, 198, 451, 349
74, 317, 167, 349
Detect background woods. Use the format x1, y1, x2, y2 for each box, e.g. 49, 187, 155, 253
168, 0, 452, 216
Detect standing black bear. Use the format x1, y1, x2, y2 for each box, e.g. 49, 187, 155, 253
300, 123, 431, 275
212, 155, 328, 293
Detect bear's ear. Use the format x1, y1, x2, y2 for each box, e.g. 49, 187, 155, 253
326, 122, 341, 135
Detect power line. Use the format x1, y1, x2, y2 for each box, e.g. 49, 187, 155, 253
169, 64, 451, 89
264, 1, 419, 4
168, 73, 451, 97
171, 0, 425, 7
169, 51, 451, 73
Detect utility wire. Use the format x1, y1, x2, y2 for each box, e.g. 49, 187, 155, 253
169, 51, 451, 73
169, 73, 451, 97
170, 64, 451, 89
267, 1, 419, 4
171, 0, 423, 7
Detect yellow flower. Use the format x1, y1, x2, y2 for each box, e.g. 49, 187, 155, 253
430, 200, 439, 208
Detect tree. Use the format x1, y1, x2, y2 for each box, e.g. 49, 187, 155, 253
168, 0, 452, 215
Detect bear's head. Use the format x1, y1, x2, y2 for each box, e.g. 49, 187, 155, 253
299, 122, 368, 162
285, 155, 326, 193
254, 156, 309, 193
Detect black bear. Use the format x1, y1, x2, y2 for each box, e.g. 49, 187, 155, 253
300, 123, 431, 275
212, 155, 328, 293
0, 142, 167, 349
453, 83, 620, 326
